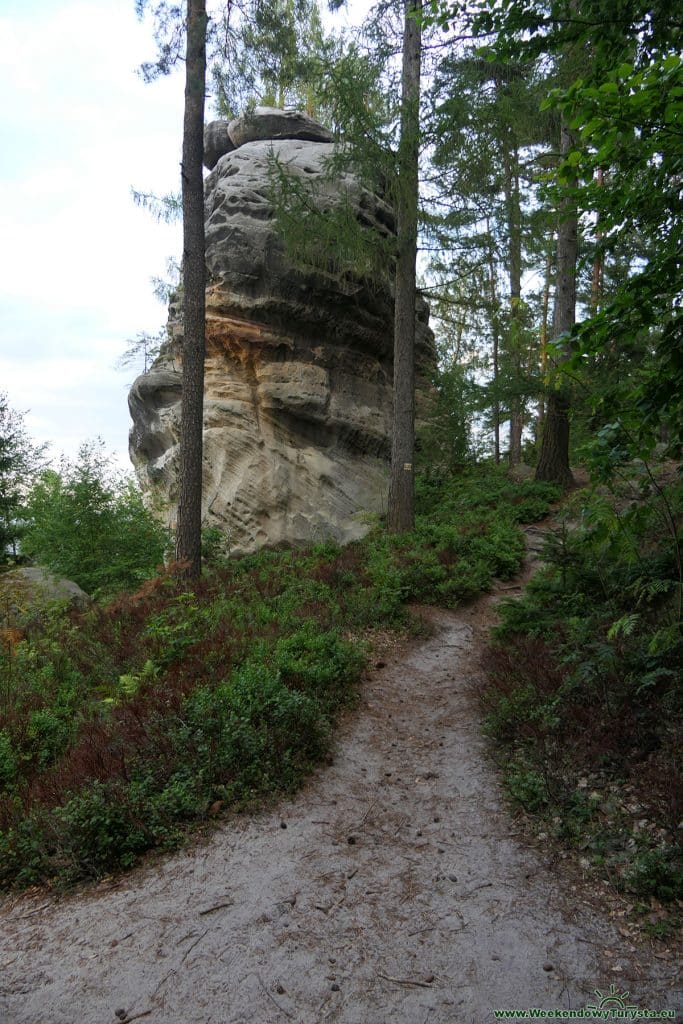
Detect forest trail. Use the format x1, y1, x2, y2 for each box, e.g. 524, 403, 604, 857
1, 526, 680, 1024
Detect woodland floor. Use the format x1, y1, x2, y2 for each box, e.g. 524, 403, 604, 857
0, 526, 680, 1023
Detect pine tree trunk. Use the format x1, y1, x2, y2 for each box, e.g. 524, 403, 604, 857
535, 118, 576, 488
500, 101, 523, 466
492, 330, 501, 465
537, 389, 572, 482
591, 167, 604, 313
537, 240, 553, 431
388, 0, 421, 533
175, 0, 207, 577
509, 411, 523, 464
486, 226, 501, 464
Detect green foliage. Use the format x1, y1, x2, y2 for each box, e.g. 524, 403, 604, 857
425, 47, 552, 460
427, 0, 683, 452
361, 470, 553, 610
56, 783, 151, 875
0, 392, 48, 561
621, 846, 683, 904
21, 441, 169, 598
505, 761, 548, 813
267, 149, 395, 285
558, 47, 683, 449
417, 361, 477, 471
416, 469, 559, 525
0, 731, 16, 788
116, 328, 165, 376
260, 6, 412, 291
274, 625, 365, 697
211, 0, 335, 118
201, 525, 232, 566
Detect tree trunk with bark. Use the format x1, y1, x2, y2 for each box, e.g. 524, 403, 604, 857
509, 407, 524, 464
388, 0, 421, 533
591, 167, 604, 313
485, 224, 502, 464
535, 118, 576, 488
175, 0, 207, 577
498, 83, 524, 467
537, 239, 553, 431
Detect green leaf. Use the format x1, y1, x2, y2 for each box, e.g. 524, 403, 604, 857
606, 613, 640, 642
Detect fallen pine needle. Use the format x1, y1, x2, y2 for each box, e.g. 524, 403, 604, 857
199, 901, 234, 915
377, 972, 434, 988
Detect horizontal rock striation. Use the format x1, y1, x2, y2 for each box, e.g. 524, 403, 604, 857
129, 109, 433, 554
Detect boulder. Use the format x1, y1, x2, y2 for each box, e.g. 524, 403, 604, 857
204, 120, 236, 170
0, 567, 90, 633
129, 117, 434, 555
508, 463, 535, 482
227, 106, 334, 149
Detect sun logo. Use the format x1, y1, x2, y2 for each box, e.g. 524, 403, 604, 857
585, 983, 638, 1014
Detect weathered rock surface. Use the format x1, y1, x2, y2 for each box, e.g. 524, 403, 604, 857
0, 567, 90, 631
129, 110, 433, 554
203, 120, 235, 170
227, 106, 334, 149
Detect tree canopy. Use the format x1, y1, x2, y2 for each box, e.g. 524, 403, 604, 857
423, 0, 683, 464
0, 394, 47, 561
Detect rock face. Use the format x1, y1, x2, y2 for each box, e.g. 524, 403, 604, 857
227, 106, 334, 149
129, 109, 433, 555
203, 121, 235, 170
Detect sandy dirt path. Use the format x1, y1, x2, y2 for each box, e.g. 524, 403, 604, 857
1, 538, 680, 1023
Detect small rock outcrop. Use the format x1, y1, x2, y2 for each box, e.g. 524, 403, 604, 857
203, 120, 235, 170
129, 108, 433, 554
227, 106, 334, 149
0, 567, 90, 634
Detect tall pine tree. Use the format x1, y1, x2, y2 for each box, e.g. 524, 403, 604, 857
389, 0, 422, 532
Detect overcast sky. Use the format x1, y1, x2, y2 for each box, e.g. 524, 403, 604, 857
0, 0, 185, 469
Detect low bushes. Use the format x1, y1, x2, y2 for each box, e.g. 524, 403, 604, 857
0, 468, 558, 888
480, 470, 683, 925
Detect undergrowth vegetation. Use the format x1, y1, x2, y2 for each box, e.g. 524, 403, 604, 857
19, 441, 170, 599
0, 469, 558, 889
481, 462, 683, 933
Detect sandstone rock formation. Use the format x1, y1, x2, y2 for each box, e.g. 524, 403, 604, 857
203, 120, 235, 170
226, 106, 334, 149
129, 108, 433, 554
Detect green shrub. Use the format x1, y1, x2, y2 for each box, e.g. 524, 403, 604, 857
55, 782, 151, 876
274, 626, 365, 702
0, 731, 16, 789
505, 761, 549, 812
621, 847, 683, 903
21, 441, 169, 598
0, 815, 51, 888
